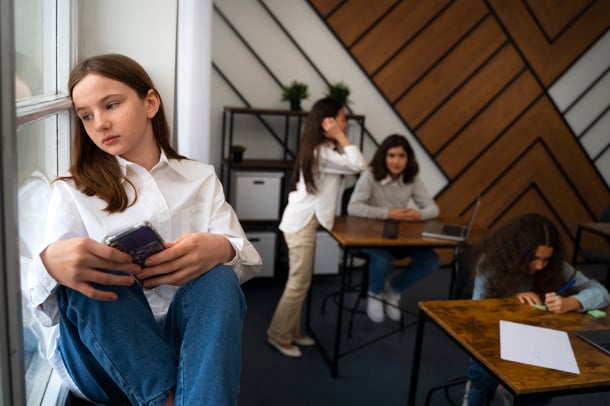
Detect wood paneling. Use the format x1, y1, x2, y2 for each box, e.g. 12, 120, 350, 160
489, 0, 610, 85
326, 0, 396, 47
373, 0, 488, 102
308, 0, 344, 18
436, 71, 542, 176
524, 0, 595, 40
395, 16, 507, 130
415, 44, 523, 142
351, 0, 449, 74
309, 0, 610, 256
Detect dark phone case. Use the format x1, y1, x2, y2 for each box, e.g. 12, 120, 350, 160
104, 222, 166, 267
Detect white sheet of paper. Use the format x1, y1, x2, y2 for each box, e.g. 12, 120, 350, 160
499, 320, 580, 374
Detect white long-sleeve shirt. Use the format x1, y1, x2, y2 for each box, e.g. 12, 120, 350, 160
26, 152, 262, 397
279, 143, 367, 233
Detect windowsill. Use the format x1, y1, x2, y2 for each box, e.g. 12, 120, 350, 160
39, 369, 70, 406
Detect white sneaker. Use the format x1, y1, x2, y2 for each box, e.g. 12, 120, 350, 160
366, 291, 385, 323
384, 282, 402, 321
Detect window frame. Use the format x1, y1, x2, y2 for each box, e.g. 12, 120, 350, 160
1, 0, 76, 404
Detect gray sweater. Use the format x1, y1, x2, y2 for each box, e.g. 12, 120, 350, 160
347, 169, 439, 220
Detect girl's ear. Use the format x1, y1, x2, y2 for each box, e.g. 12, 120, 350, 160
145, 89, 161, 119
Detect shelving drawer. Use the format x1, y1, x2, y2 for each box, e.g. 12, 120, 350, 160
232, 171, 284, 221
247, 231, 276, 278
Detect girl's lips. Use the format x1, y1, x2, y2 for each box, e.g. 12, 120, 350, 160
102, 135, 120, 145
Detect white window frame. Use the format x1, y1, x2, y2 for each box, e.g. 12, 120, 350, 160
1, 0, 76, 405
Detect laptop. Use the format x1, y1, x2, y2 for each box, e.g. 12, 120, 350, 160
576, 329, 610, 355
422, 196, 481, 242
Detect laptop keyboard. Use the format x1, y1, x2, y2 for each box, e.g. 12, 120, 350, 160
442, 224, 465, 237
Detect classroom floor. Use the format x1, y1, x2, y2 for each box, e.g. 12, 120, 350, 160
238, 265, 610, 406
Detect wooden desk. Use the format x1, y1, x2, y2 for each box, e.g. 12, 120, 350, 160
308, 216, 472, 377
572, 222, 610, 264
408, 298, 610, 405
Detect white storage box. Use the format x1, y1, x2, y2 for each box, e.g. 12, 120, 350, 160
247, 231, 276, 278
232, 171, 284, 221
314, 231, 339, 275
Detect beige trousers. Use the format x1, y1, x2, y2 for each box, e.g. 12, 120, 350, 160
267, 215, 319, 344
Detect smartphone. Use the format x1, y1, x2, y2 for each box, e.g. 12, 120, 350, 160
382, 220, 399, 239
104, 221, 166, 267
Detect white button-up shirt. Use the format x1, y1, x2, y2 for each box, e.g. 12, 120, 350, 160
26, 152, 262, 397
27, 151, 262, 326
279, 143, 367, 233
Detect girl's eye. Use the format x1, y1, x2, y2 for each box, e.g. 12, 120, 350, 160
107, 102, 118, 110
80, 113, 92, 121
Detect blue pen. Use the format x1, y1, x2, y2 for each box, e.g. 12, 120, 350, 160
556, 278, 576, 296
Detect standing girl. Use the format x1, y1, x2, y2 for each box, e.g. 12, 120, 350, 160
26, 54, 261, 406
267, 97, 367, 357
464, 213, 610, 405
347, 134, 439, 322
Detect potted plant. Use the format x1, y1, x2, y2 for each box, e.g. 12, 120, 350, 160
281, 80, 309, 111
325, 81, 351, 106
230, 144, 246, 163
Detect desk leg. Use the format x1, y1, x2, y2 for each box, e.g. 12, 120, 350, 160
330, 249, 349, 378
407, 308, 426, 406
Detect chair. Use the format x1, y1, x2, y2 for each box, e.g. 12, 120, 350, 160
575, 205, 610, 289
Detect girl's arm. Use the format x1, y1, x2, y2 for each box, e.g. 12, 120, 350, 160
545, 262, 610, 313
410, 176, 439, 220
346, 170, 388, 219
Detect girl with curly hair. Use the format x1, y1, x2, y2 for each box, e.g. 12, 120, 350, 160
465, 213, 609, 405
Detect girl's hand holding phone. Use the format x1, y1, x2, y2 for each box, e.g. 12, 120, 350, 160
41, 238, 140, 301
137, 232, 235, 289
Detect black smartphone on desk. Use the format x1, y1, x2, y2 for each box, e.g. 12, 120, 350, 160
104, 221, 166, 267
382, 220, 399, 239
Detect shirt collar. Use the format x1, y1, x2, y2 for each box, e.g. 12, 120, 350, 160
115, 150, 185, 177
380, 174, 398, 186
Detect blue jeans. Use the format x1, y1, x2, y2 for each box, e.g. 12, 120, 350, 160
362, 246, 439, 294
57, 265, 246, 406
467, 359, 551, 405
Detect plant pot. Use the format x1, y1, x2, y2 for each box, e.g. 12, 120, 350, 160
231, 150, 244, 163
289, 99, 302, 111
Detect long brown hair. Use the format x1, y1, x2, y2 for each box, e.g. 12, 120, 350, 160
290, 97, 344, 194
63, 54, 185, 213
369, 134, 419, 183
473, 213, 568, 299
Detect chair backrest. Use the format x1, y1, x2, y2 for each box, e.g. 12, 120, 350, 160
341, 186, 355, 216
450, 241, 477, 300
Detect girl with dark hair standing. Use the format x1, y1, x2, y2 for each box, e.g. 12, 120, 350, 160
267, 97, 367, 358
26, 54, 262, 406
464, 213, 609, 405
348, 134, 439, 322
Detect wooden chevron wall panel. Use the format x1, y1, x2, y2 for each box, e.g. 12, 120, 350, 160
308, 0, 610, 258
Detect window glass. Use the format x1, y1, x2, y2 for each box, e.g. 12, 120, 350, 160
14, 0, 57, 100
18, 112, 71, 404
12, 0, 73, 404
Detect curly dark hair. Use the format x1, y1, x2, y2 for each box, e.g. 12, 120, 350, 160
369, 134, 418, 183
473, 213, 571, 299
